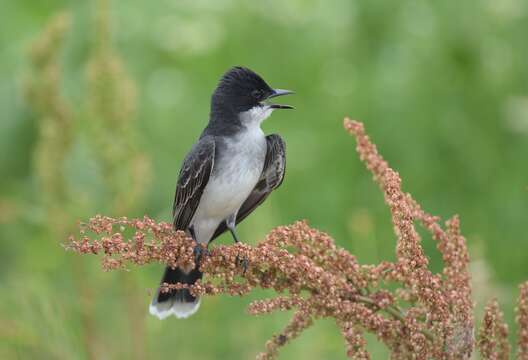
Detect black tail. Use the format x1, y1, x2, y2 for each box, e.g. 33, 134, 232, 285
149, 266, 203, 319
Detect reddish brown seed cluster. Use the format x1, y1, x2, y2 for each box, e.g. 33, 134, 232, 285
67, 119, 528, 359
256, 310, 313, 360
344, 118, 475, 359
518, 282, 528, 359
478, 299, 510, 360
68, 215, 197, 272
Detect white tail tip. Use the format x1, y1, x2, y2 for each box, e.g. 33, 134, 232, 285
149, 298, 201, 320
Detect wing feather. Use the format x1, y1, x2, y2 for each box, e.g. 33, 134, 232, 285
172, 136, 216, 230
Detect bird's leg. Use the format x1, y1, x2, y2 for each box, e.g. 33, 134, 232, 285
189, 226, 209, 266
226, 215, 248, 274
226, 214, 240, 243
193, 245, 209, 266
229, 227, 241, 243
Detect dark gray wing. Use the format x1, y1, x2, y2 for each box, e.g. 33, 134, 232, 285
172, 136, 215, 230
211, 134, 286, 240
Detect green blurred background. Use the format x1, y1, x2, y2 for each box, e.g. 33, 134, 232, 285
1, 0, 527, 358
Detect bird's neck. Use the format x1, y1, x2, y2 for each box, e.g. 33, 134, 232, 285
205, 103, 270, 137
204, 105, 243, 137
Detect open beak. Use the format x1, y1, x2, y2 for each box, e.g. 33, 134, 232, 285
266, 89, 294, 109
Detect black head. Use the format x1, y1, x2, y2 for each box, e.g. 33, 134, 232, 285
210, 66, 293, 117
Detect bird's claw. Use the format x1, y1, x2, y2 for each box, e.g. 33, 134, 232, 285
193, 244, 209, 265
236, 254, 249, 274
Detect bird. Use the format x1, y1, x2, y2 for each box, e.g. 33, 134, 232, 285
149, 66, 294, 319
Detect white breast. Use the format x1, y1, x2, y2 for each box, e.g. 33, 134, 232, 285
190, 126, 267, 244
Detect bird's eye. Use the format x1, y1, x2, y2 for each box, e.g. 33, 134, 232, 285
251, 89, 263, 99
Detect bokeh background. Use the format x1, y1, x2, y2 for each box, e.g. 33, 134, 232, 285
1, 0, 527, 358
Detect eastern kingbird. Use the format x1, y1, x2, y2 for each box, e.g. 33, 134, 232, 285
150, 66, 293, 319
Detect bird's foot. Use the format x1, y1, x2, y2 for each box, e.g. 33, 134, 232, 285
193, 244, 209, 265
228, 226, 247, 273
235, 254, 249, 275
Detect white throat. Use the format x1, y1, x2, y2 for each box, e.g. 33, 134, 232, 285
239, 105, 273, 127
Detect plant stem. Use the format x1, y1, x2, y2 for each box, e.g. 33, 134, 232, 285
355, 295, 435, 342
